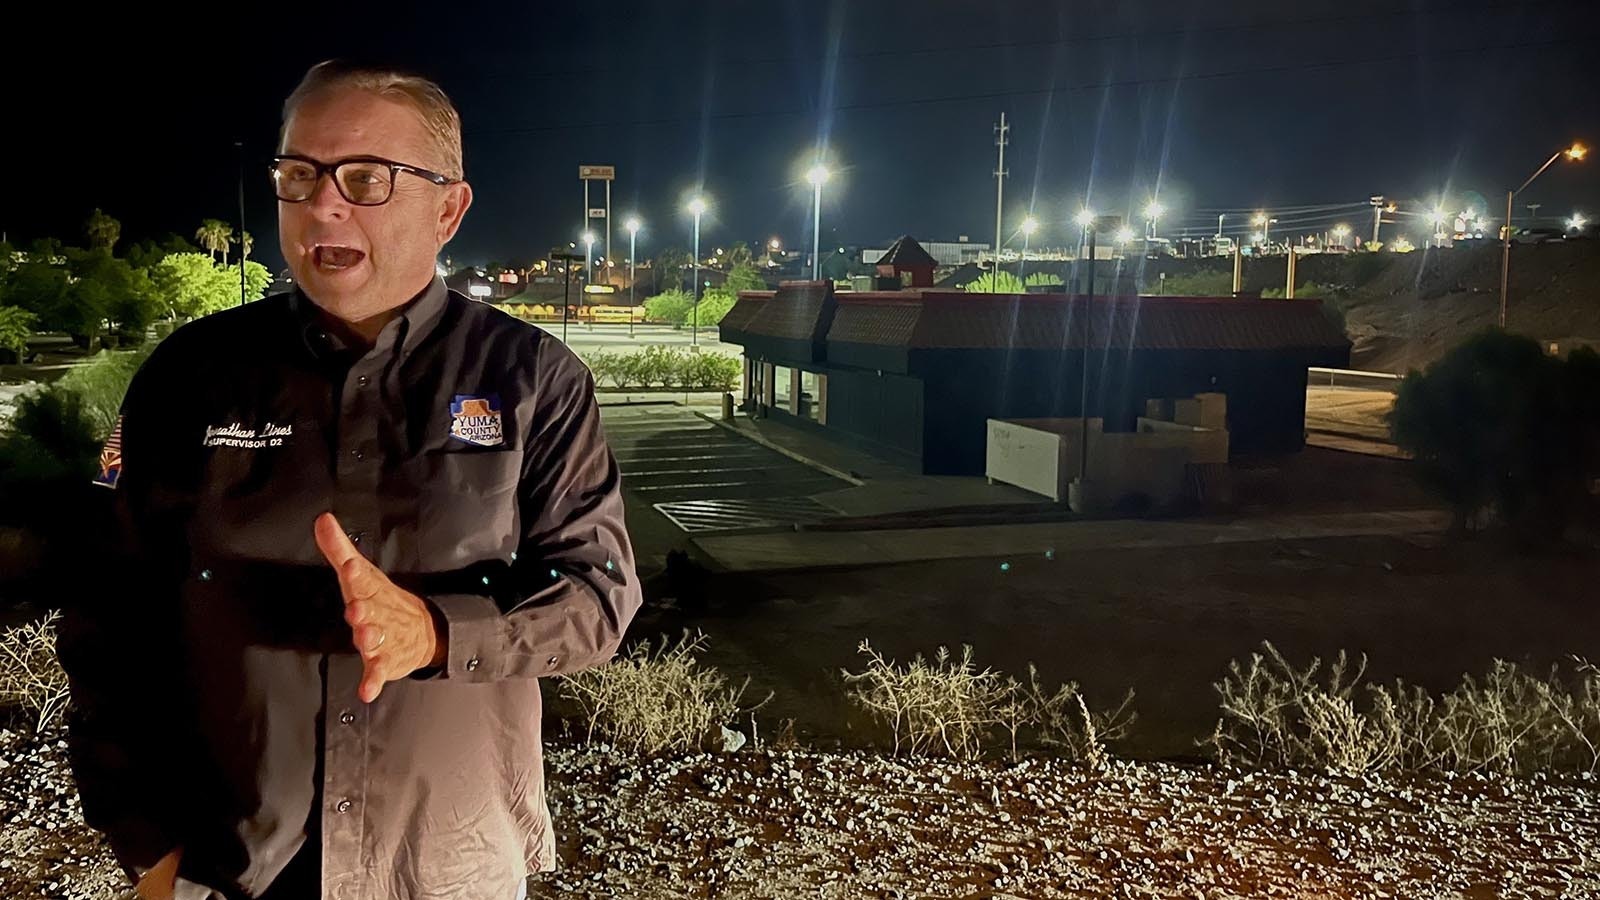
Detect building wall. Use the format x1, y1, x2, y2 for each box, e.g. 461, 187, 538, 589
916, 348, 1321, 475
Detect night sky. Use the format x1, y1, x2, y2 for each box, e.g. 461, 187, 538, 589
3, 0, 1596, 271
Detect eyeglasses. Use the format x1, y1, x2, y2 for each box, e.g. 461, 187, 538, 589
270, 155, 459, 206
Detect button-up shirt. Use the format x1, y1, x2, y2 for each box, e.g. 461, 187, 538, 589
60, 276, 641, 899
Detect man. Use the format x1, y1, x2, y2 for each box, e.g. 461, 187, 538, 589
59, 61, 641, 900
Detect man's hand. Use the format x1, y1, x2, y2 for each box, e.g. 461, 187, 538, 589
314, 512, 447, 702
134, 846, 182, 900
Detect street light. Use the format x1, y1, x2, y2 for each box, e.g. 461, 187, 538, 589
1114, 225, 1135, 246
686, 196, 707, 346
1143, 201, 1165, 239
806, 164, 830, 281
1019, 215, 1039, 284
1429, 206, 1449, 248
1500, 141, 1587, 326
582, 231, 595, 283
625, 216, 641, 336
1568, 213, 1588, 232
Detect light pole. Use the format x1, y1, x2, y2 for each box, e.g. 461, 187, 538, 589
1500, 142, 1586, 327
626, 216, 641, 337
687, 196, 707, 346
1216, 213, 1225, 252
1429, 206, 1449, 248
1073, 208, 1094, 293
807, 165, 829, 281
1333, 224, 1351, 249
1019, 215, 1039, 286
582, 231, 595, 286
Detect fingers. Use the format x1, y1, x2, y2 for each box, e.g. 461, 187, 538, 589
312, 512, 359, 569
352, 622, 385, 657
359, 658, 387, 704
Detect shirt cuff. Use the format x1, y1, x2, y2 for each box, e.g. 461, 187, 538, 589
421, 593, 503, 681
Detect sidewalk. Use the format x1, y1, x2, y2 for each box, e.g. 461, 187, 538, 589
700, 411, 1043, 516
692, 507, 1450, 572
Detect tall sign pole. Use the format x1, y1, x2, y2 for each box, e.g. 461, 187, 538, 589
579, 165, 616, 284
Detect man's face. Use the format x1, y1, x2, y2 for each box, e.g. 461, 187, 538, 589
278, 89, 471, 319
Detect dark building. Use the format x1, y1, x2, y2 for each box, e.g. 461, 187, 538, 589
719, 282, 1350, 475
873, 235, 938, 287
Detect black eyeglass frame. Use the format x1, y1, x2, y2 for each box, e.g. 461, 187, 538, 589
269, 154, 460, 206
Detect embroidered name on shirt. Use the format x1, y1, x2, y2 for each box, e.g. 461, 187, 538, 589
450, 394, 504, 447
203, 422, 295, 449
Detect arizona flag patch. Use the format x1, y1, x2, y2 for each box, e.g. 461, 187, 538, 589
449, 394, 504, 447
92, 415, 124, 489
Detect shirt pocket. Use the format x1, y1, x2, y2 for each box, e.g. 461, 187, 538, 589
418, 449, 523, 570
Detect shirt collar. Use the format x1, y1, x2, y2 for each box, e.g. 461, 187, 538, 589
290, 275, 449, 362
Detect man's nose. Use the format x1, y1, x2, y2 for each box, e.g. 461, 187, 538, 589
306, 172, 351, 221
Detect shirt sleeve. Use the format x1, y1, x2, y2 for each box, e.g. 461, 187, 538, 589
57, 340, 199, 875
424, 341, 642, 680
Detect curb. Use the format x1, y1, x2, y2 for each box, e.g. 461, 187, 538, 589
692, 411, 866, 486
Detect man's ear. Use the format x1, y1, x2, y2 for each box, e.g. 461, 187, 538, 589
437, 181, 473, 244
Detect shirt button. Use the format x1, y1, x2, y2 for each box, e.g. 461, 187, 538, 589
198, 569, 212, 582
547, 655, 559, 668
336, 799, 352, 814
339, 710, 355, 725
465, 657, 481, 672
347, 530, 363, 545
351, 448, 365, 461
357, 375, 370, 387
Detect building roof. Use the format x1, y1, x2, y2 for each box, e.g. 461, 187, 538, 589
874, 235, 939, 268
724, 283, 1350, 371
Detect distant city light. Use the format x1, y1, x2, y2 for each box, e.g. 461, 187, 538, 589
625, 216, 641, 235
1565, 142, 1588, 161
468, 283, 492, 298
769, 237, 782, 250
1114, 226, 1135, 244
1252, 212, 1268, 227
1333, 224, 1351, 237
582, 231, 594, 249
806, 164, 831, 187
1021, 216, 1040, 238
1074, 208, 1095, 228
1570, 213, 1588, 231
686, 196, 707, 216
1144, 202, 1165, 221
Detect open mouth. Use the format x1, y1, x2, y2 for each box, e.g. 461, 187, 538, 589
313, 244, 367, 271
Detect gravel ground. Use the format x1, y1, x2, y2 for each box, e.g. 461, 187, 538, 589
6, 727, 1596, 899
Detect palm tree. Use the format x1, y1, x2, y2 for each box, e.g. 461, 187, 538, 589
239, 231, 254, 260
85, 208, 121, 251
195, 219, 233, 263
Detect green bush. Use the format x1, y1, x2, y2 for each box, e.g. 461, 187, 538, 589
688, 288, 737, 327
962, 270, 1025, 293
581, 347, 741, 391
1158, 270, 1234, 296
643, 289, 694, 326
1389, 331, 1597, 542
55, 346, 152, 440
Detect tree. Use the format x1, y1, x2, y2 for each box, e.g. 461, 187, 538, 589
124, 234, 200, 272
239, 231, 255, 260
643, 289, 694, 326
84, 208, 121, 251
724, 261, 766, 294
0, 306, 37, 362
652, 248, 693, 293
962, 270, 1025, 293
721, 242, 753, 268
1389, 330, 1596, 543
195, 219, 234, 263
0, 256, 70, 331
151, 253, 270, 319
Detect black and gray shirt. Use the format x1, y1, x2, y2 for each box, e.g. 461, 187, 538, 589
60, 276, 641, 899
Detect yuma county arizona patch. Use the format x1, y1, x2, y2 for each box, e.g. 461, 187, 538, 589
450, 393, 505, 447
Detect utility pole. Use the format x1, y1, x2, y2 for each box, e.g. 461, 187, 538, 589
1369, 195, 1385, 246
992, 112, 1009, 292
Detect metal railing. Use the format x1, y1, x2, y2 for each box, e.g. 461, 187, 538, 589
1308, 366, 1402, 392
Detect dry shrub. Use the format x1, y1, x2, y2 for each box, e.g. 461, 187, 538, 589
841, 641, 1135, 765
0, 610, 71, 732
557, 630, 766, 756
1206, 642, 1600, 776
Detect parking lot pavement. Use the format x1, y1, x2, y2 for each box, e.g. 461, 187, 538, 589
601, 406, 846, 533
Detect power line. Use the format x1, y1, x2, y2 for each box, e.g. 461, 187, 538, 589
471, 35, 1587, 138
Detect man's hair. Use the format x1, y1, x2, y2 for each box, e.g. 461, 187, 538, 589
282, 60, 464, 180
